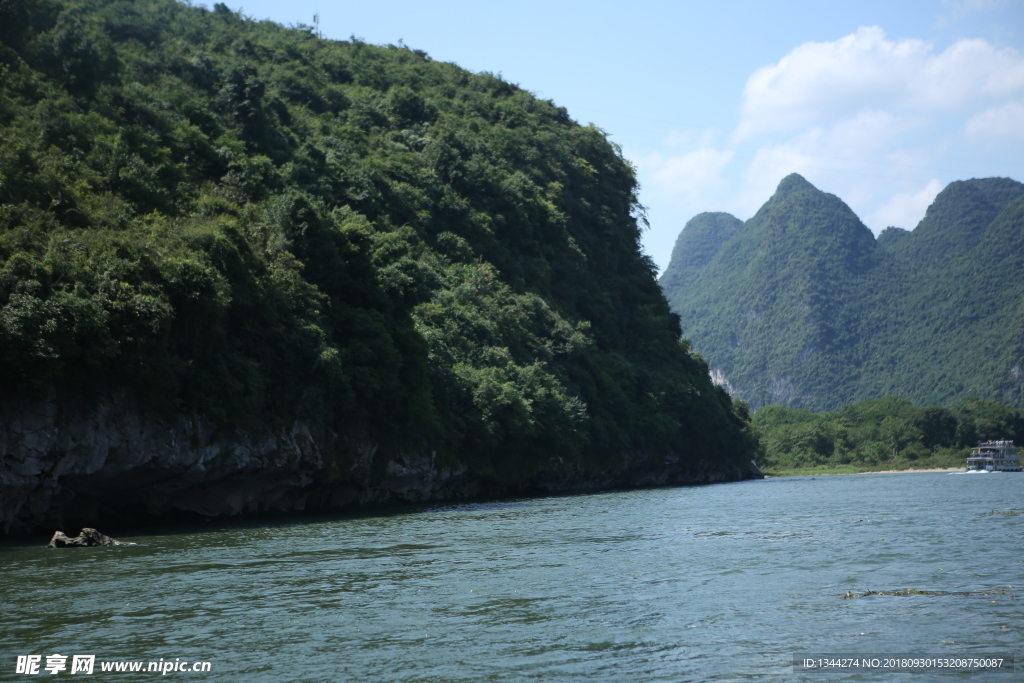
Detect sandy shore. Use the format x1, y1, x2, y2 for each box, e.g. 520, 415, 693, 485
766, 467, 964, 478
862, 467, 964, 474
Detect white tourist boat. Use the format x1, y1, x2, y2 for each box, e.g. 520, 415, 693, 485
965, 440, 1023, 472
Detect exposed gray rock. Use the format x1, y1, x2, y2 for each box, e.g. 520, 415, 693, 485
749, 460, 765, 479
1, 387, 756, 535
48, 527, 134, 547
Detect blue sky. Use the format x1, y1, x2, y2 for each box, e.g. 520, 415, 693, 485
222, 0, 1024, 272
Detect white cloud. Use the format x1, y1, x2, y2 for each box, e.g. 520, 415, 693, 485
736, 110, 936, 220
641, 25, 1023, 270
641, 147, 733, 202
965, 101, 1024, 140
722, 27, 1024, 236
868, 179, 944, 230
734, 27, 1024, 141
663, 128, 720, 150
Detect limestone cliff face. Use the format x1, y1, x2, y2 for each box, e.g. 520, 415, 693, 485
0, 389, 466, 535
1, 389, 757, 535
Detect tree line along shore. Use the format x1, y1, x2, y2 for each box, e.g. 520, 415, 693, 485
752, 395, 1023, 476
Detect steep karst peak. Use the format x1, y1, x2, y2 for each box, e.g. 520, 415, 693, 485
771, 173, 819, 200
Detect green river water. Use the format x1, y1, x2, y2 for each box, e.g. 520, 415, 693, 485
2, 472, 1022, 681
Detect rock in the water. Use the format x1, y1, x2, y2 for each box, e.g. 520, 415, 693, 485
47, 528, 134, 548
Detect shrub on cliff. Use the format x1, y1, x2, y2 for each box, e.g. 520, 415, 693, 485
0, 0, 757, 481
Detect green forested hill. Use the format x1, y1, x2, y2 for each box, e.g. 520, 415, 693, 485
660, 173, 1024, 411
0, 0, 756, 497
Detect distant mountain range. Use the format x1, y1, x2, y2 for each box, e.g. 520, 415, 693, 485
660, 173, 1024, 411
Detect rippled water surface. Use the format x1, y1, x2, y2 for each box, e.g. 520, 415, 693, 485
2, 472, 1022, 681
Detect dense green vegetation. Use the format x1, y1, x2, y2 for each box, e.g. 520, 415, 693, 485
0, 0, 757, 484
754, 396, 1024, 474
660, 173, 1024, 411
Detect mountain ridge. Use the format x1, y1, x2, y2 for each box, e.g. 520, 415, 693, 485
660, 173, 1024, 411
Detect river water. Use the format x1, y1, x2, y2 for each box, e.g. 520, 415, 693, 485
2, 472, 1021, 681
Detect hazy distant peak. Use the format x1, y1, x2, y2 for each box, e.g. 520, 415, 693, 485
913, 179, 1005, 247
876, 226, 909, 248
661, 212, 743, 285
924, 178, 1024, 221
755, 173, 872, 255
959, 177, 1024, 213
772, 173, 818, 199
688, 211, 741, 224
679, 211, 744, 240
